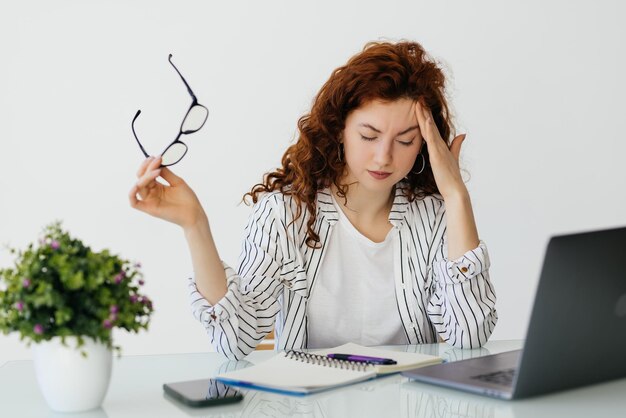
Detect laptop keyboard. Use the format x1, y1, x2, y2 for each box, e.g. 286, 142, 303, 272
471, 368, 516, 386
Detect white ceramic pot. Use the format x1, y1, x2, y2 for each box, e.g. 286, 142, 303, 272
32, 336, 112, 413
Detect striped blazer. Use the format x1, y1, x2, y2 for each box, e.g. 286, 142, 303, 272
189, 185, 498, 360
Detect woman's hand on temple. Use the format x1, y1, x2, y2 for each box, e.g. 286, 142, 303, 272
128, 156, 207, 230
414, 101, 468, 202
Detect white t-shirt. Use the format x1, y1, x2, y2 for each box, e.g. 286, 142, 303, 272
307, 194, 407, 349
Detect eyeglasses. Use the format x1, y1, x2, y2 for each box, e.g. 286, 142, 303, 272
131, 54, 208, 167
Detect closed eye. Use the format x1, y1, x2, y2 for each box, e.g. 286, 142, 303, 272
361, 135, 416, 145
397, 137, 416, 146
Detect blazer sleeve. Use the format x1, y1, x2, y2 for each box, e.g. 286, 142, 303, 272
425, 203, 499, 348
188, 193, 286, 360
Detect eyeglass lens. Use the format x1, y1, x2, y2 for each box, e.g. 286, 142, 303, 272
182, 104, 209, 133
161, 142, 188, 166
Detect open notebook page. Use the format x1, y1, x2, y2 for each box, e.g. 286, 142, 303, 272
216, 351, 375, 394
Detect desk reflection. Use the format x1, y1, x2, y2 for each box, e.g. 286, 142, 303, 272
399, 341, 493, 363
229, 377, 626, 418
44, 407, 109, 418
179, 349, 626, 418
225, 376, 505, 418
198, 352, 503, 418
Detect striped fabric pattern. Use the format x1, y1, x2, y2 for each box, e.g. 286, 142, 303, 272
189, 185, 498, 360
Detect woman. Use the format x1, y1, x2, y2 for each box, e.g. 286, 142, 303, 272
129, 41, 498, 360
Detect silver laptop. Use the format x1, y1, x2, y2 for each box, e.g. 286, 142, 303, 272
403, 226, 626, 399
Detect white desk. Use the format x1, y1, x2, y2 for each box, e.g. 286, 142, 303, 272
1, 340, 625, 417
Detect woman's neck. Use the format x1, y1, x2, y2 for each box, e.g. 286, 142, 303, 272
331, 182, 395, 223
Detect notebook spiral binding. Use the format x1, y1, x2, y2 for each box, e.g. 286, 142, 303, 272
285, 350, 373, 372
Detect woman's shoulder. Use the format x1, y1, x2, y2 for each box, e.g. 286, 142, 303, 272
251, 189, 309, 217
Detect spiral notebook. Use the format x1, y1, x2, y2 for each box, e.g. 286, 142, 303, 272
215, 343, 442, 395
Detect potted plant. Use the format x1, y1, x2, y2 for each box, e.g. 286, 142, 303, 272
0, 221, 153, 412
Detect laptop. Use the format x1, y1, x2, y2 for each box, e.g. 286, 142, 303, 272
402, 226, 626, 399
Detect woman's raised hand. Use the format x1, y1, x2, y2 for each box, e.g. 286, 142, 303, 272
129, 156, 207, 230
414, 101, 468, 202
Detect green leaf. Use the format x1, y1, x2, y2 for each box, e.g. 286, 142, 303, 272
54, 307, 73, 325
65, 271, 85, 290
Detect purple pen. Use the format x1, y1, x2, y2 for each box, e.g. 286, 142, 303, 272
327, 353, 397, 365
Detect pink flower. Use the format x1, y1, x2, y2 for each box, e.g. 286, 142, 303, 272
110, 305, 119, 314
109, 312, 118, 321
103, 319, 112, 329
130, 295, 138, 303
15, 301, 24, 312
114, 274, 123, 284
22, 278, 31, 288
33, 324, 44, 335
138, 279, 145, 286
50, 240, 60, 250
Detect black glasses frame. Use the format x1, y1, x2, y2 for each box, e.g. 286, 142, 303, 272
131, 54, 208, 167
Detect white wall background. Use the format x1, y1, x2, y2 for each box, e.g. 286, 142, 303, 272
1, 0, 625, 366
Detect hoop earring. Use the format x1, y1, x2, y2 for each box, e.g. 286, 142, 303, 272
411, 154, 425, 175
337, 143, 344, 163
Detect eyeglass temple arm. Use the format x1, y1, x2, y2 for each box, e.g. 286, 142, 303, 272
131, 110, 150, 158
168, 54, 198, 102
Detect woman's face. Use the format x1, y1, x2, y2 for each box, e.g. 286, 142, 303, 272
341, 98, 423, 194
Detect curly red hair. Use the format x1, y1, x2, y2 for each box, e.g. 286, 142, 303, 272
244, 40, 455, 248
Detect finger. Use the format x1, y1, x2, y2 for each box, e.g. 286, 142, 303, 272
136, 168, 162, 189
136, 156, 155, 178
149, 156, 162, 172
129, 185, 148, 211
414, 101, 435, 146
415, 99, 430, 119
417, 102, 450, 149
135, 180, 156, 204
450, 134, 466, 160
159, 167, 183, 186
421, 105, 438, 136
136, 155, 162, 179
